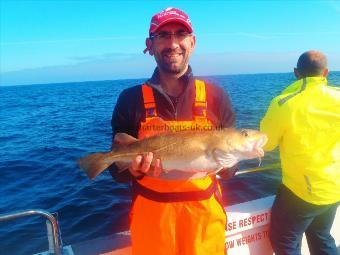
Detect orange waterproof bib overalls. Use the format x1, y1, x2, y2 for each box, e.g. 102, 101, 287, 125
130, 80, 226, 255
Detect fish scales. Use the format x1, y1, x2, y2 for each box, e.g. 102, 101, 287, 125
78, 128, 268, 180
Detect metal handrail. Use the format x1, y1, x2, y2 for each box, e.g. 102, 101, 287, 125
0, 209, 63, 255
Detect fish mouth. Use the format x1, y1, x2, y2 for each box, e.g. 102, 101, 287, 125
256, 135, 268, 148
248, 135, 267, 159
253, 135, 267, 165
253, 135, 268, 156
255, 148, 265, 157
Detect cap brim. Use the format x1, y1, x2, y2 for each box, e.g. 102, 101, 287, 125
150, 18, 193, 34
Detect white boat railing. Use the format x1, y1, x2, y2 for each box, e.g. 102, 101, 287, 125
0, 209, 63, 255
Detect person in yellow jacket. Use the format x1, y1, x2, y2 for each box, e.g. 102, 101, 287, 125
260, 50, 339, 255
108, 7, 236, 255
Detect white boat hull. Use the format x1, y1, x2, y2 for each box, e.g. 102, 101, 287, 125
35, 196, 339, 255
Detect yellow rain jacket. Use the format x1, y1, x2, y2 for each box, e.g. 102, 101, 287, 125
260, 77, 340, 205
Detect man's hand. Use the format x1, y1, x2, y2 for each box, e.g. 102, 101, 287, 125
113, 133, 163, 178
129, 152, 162, 178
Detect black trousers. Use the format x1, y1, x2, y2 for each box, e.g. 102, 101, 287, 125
269, 184, 338, 255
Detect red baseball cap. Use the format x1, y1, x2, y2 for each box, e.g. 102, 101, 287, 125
149, 7, 193, 35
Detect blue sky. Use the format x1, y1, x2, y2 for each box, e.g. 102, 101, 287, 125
1, 0, 340, 86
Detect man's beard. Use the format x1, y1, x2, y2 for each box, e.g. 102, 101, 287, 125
159, 62, 185, 74
156, 49, 188, 74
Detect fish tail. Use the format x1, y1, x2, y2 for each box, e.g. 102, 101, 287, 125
77, 152, 113, 180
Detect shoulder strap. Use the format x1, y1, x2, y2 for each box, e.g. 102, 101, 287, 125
194, 80, 207, 118
141, 84, 158, 118
142, 81, 207, 119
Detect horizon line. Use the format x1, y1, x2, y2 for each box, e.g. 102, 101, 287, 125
3, 70, 340, 87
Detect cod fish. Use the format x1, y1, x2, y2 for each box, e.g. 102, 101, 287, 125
78, 128, 267, 180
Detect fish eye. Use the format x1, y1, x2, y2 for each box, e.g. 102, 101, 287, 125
241, 129, 248, 137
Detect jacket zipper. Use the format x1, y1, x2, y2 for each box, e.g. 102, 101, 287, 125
174, 97, 179, 120
148, 83, 178, 120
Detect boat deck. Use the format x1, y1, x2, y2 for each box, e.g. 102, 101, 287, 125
34, 196, 339, 255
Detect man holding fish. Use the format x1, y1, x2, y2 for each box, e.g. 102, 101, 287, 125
78, 7, 267, 255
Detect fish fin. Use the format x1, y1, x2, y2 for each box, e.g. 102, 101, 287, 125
212, 148, 239, 168
113, 141, 178, 174
115, 162, 130, 173
113, 133, 138, 146
77, 152, 113, 180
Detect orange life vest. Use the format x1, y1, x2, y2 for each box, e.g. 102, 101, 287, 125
130, 80, 227, 255
138, 79, 214, 139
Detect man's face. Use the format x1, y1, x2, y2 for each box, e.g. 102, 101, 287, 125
147, 23, 196, 74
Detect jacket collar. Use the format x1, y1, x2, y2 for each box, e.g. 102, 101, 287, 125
281, 76, 328, 95
145, 66, 195, 112
304, 76, 327, 86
